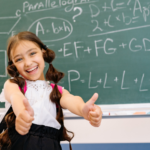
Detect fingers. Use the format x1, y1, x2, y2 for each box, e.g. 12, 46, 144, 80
89, 106, 102, 127
16, 113, 33, 127
15, 120, 32, 135
19, 110, 34, 123
15, 110, 34, 135
15, 99, 34, 135
89, 114, 102, 127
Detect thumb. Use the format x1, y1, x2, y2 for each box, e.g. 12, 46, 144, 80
23, 99, 34, 117
87, 93, 98, 106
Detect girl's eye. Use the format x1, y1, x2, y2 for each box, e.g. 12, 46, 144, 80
16, 58, 22, 62
30, 52, 36, 56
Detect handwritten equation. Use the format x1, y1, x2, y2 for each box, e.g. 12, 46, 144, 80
89, 0, 150, 36
28, 17, 73, 42
67, 70, 149, 92
56, 37, 150, 58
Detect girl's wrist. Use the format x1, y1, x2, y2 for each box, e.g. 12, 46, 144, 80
80, 103, 88, 119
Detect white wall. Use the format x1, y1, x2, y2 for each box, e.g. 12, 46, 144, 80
62, 116, 150, 144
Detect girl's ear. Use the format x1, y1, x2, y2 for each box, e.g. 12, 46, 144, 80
42, 49, 45, 53
42, 49, 46, 55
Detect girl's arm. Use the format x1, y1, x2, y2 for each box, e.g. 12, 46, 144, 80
60, 89, 102, 127
4, 79, 26, 116
4, 79, 34, 135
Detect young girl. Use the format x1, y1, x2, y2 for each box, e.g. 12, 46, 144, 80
0, 31, 102, 150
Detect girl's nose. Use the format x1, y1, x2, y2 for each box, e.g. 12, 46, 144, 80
24, 58, 32, 67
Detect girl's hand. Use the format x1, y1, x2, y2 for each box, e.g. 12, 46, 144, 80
81, 93, 102, 127
15, 99, 34, 135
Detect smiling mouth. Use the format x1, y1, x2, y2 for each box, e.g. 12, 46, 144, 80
26, 66, 38, 73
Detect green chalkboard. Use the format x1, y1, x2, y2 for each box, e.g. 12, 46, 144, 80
1, 0, 150, 108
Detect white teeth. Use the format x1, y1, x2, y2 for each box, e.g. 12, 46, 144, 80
27, 66, 37, 72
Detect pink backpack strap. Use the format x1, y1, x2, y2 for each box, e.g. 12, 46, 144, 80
50, 83, 63, 94
19, 81, 27, 93
50, 83, 63, 109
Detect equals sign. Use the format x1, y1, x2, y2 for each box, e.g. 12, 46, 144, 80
80, 80, 85, 83
58, 48, 62, 52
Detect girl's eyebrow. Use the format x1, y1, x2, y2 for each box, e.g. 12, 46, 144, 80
13, 48, 37, 59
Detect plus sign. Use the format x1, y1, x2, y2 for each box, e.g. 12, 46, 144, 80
84, 47, 92, 54
104, 15, 114, 27
102, 2, 111, 11
114, 77, 118, 82
134, 78, 138, 83
119, 43, 127, 49
97, 79, 102, 84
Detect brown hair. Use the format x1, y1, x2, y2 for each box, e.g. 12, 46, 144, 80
0, 31, 74, 148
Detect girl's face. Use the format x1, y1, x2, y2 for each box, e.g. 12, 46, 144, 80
11, 40, 45, 81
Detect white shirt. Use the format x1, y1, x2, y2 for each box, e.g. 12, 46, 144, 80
0, 80, 61, 129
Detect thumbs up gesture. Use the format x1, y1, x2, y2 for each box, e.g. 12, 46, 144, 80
15, 99, 34, 135
81, 93, 102, 127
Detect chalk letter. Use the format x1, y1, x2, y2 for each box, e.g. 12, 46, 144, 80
63, 22, 71, 32
88, 72, 98, 89
143, 38, 150, 51
139, 74, 148, 92
143, 7, 149, 22
104, 38, 116, 54
23, 1, 29, 12
52, 22, 59, 34
38, 2, 45, 9
122, 13, 132, 25
68, 70, 80, 91
103, 73, 111, 88
129, 38, 142, 52
36, 22, 45, 36
121, 71, 129, 90
89, 4, 100, 18
28, 5, 34, 11
74, 41, 83, 58
133, 0, 142, 16
16, 10, 21, 17
64, 42, 72, 57
94, 39, 103, 56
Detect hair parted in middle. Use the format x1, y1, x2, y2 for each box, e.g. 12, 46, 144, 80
0, 31, 74, 149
